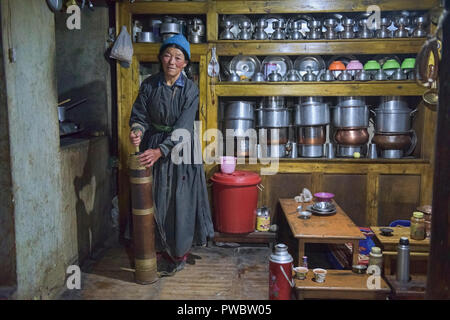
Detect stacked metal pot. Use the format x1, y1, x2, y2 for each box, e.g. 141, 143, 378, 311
294, 97, 330, 157
331, 96, 370, 157
222, 100, 256, 157
371, 96, 417, 158
256, 97, 291, 158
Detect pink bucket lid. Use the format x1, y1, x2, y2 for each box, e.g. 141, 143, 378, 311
346, 60, 363, 70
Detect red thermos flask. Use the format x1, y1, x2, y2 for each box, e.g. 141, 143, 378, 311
269, 243, 294, 300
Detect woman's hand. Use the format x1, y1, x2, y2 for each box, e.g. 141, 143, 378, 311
138, 148, 162, 168
129, 130, 142, 146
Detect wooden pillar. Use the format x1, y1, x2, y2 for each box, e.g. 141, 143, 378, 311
426, 1, 450, 299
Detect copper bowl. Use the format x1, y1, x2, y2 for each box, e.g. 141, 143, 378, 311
334, 128, 369, 146
372, 133, 411, 150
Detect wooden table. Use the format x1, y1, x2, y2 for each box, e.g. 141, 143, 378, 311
384, 275, 427, 300
370, 226, 430, 275
279, 198, 364, 267
294, 270, 391, 300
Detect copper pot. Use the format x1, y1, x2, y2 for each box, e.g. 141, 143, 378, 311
259, 128, 289, 145
298, 126, 326, 145
372, 133, 412, 150
333, 128, 369, 146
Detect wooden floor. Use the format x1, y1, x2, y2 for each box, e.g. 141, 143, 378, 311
59, 241, 271, 300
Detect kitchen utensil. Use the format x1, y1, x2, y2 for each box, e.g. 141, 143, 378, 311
334, 128, 369, 145
376, 17, 393, 38
256, 108, 291, 128
380, 227, 394, 236
220, 19, 235, 40
229, 55, 261, 80
302, 67, 317, 81
307, 20, 322, 39
331, 103, 369, 128
227, 72, 240, 82
391, 68, 407, 80
323, 18, 338, 39
308, 205, 337, 216
57, 98, 87, 122
285, 69, 301, 81
382, 59, 401, 77
299, 144, 324, 158
336, 145, 364, 158
253, 18, 269, 40
136, 32, 156, 43
357, 18, 374, 38
364, 60, 381, 71
262, 56, 293, 78
297, 126, 326, 145
314, 192, 335, 202
294, 102, 330, 126
271, 20, 287, 40
372, 106, 417, 133
337, 70, 353, 81
340, 18, 355, 39
252, 72, 265, 82
267, 70, 283, 82
329, 60, 346, 78
208, 47, 220, 78
324, 143, 335, 158
287, 20, 304, 40
238, 20, 253, 40
294, 56, 326, 76
320, 70, 335, 81
352, 264, 368, 274
412, 15, 428, 37
220, 156, 236, 174
394, 16, 410, 38
354, 70, 371, 81
374, 69, 388, 81
346, 60, 363, 76
227, 15, 252, 39
368, 143, 378, 159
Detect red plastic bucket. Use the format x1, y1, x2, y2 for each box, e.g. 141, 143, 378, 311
211, 171, 261, 233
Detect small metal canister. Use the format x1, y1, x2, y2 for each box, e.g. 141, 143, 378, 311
256, 206, 270, 232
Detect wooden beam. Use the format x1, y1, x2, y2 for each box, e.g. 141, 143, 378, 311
426, 1, 450, 299
215, 82, 427, 97
214, 39, 426, 56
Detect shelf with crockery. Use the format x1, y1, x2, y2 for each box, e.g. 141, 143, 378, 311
214, 81, 427, 97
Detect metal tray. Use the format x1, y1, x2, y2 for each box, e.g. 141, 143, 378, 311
261, 56, 293, 77
307, 205, 337, 216
229, 55, 261, 80
294, 56, 326, 76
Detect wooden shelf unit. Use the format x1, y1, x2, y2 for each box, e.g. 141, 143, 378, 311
116, 0, 440, 236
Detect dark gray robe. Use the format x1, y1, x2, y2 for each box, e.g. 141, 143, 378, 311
129, 72, 214, 259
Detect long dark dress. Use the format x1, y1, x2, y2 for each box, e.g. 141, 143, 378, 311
129, 72, 214, 259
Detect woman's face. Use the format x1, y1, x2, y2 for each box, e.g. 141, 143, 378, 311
160, 47, 187, 78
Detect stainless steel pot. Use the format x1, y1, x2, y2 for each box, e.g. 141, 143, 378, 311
371, 107, 417, 133
223, 119, 254, 136
224, 101, 255, 120
336, 145, 364, 158
266, 144, 287, 158
263, 96, 285, 108
136, 32, 156, 43
160, 22, 182, 34
299, 144, 323, 158
297, 126, 326, 145
332, 104, 369, 128
259, 127, 289, 144
256, 108, 290, 128
294, 102, 330, 126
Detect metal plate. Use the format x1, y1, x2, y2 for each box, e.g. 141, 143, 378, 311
229, 55, 261, 79
261, 56, 293, 77
294, 56, 326, 76
307, 205, 337, 215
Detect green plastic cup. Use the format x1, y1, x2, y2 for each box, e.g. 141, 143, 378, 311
382, 59, 401, 70
364, 60, 381, 70
401, 58, 416, 69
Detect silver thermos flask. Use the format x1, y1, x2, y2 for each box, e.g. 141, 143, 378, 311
396, 236, 410, 282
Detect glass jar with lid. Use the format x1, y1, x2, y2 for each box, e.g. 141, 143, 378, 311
410, 211, 426, 240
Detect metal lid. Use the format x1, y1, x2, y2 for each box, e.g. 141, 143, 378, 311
269, 244, 293, 263
211, 170, 261, 186
399, 237, 409, 245
413, 211, 424, 219
371, 247, 382, 255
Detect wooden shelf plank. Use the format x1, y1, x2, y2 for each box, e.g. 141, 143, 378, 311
213, 39, 426, 55
127, 1, 208, 14
215, 81, 427, 96
216, 0, 440, 14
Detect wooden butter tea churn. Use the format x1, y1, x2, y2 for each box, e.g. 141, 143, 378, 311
128, 143, 158, 284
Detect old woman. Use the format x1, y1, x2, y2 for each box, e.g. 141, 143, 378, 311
129, 35, 214, 276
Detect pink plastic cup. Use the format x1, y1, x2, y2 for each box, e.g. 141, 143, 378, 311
220, 156, 236, 174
